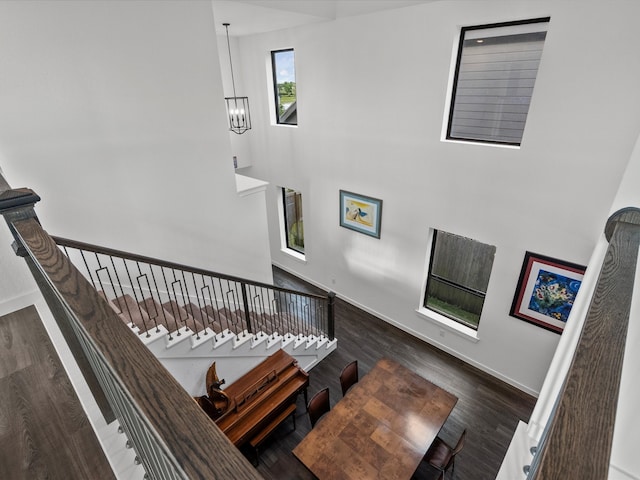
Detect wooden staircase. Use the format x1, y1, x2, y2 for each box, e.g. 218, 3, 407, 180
101, 291, 337, 395
107, 292, 327, 340
50, 234, 337, 396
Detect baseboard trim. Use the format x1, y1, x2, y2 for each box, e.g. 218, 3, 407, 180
609, 463, 640, 480
272, 262, 540, 397
0, 289, 41, 317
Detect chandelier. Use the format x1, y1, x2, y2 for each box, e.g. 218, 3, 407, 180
223, 23, 251, 134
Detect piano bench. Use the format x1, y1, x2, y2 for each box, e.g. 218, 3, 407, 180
249, 403, 297, 466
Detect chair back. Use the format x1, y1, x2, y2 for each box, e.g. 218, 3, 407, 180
444, 428, 467, 471
339, 360, 359, 396
451, 429, 466, 457
308, 387, 330, 428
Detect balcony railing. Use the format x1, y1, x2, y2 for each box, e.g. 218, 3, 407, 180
527, 207, 640, 479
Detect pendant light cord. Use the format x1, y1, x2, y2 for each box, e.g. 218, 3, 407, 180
224, 23, 239, 100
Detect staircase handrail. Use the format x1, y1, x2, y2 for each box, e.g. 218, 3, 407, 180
0, 184, 262, 479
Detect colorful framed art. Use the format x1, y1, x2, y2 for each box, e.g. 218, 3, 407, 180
509, 251, 586, 334
339, 190, 382, 238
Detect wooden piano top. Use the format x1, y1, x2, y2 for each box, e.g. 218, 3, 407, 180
216, 349, 309, 447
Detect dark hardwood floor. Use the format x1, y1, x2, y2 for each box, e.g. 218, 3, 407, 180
0, 305, 115, 480
249, 266, 537, 480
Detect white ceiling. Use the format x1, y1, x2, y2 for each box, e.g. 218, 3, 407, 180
211, 0, 435, 36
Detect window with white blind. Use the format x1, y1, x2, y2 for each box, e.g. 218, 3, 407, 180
446, 18, 550, 146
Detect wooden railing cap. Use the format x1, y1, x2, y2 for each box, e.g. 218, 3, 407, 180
605, 207, 640, 242
0, 188, 41, 213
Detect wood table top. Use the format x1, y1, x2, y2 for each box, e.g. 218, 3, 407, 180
293, 357, 458, 480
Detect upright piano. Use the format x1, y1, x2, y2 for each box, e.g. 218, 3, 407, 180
212, 349, 309, 448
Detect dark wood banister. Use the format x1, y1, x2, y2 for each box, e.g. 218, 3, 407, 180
0, 176, 263, 479
528, 207, 640, 479
12, 217, 262, 479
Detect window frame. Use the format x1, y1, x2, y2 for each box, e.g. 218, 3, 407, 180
271, 48, 297, 126
445, 17, 550, 147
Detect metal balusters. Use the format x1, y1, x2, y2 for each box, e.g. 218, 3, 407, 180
149, 264, 173, 337
158, 267, 178, 338
50, 236, 334, 342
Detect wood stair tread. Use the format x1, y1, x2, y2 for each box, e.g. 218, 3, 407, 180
98, 291, 319, 341
204, 306, 241, 334
185, 302, 223, 334
114, 294, 150, 332
139, 297, 177, 332
162, 299, 205, 333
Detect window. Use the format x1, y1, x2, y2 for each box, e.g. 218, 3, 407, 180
282, 188, 304, 254
447, 17, 550, 146
271, 49, 297, 125
424, 230, 496, 330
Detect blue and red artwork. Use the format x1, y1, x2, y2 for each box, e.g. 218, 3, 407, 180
528, 270, 582, 323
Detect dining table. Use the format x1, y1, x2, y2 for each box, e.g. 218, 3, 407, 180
293, 357, 458, 480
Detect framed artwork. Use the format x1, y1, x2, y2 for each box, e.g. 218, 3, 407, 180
339, 190, 382, 238
509, 251, 586, 334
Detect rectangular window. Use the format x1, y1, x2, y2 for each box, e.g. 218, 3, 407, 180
424, 230, 496, 330
447, 17, 550, 146
271, 49, 297, 125
282, 188, 304, 254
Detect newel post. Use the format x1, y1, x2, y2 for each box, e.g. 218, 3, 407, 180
241, 283, 253, 334
327, 291, 336, 340
0, 184, 41, 256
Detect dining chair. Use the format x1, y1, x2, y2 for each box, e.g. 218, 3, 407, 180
423, 429, 466, 479
307, 387, 330, 428
339, 360, 359, 396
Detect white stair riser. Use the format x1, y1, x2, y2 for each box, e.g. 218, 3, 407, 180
140, 326, 336, 395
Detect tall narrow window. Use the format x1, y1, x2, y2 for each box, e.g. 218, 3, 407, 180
283, 188, 304, 254
447, 18, 550, 146
271, 49, 297, 125
424, 230, 496, 330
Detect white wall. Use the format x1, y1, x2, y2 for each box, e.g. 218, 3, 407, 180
0, 0, 273, 296
234, 0, 640, 394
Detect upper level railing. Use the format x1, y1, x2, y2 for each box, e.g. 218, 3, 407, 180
527, 208, 640, 479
